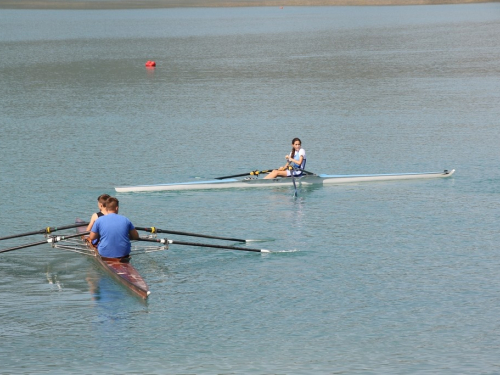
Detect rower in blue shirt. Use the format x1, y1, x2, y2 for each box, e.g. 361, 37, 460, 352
89, 197, 139, 259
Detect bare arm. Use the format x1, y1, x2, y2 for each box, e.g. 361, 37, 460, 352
129, 228, 139, 241
86, 213, 98, 231
277, 154, 293, 171
89, 231, 99, 241
285, 154, 304, 168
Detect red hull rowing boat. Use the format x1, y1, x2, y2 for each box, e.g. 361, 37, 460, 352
76, 219, 150, 299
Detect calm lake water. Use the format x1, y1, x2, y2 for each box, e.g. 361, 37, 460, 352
1, 4, 499, 374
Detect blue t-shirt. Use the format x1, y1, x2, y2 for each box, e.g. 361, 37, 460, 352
91, 213, 135, 258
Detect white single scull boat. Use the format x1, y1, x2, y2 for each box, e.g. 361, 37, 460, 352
115, 169, 455, 193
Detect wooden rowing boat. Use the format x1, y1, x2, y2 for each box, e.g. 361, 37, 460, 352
3, 220, 273, 298
76, 219, 150, 299
115, 169, 455, 193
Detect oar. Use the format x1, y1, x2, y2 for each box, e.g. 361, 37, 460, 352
214, 169, 274, 180
295, 167, 316, 176
291, 170, 298, 197
135, 226, 261, 243
138, 237, 271, 253
0, 222, 89, 241
0, 232, 89, 254
215, 168, 316, 180
289, 166, 318, 197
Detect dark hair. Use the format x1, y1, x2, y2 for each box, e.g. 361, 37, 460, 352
291, 138, 302, 159
97, 194, 110, 206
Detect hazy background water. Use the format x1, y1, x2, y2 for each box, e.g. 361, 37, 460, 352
1, 4, 499, 374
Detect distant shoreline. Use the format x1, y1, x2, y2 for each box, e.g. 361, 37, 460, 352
0, 0, 497, 10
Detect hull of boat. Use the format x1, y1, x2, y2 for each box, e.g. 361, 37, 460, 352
94, 255, 150, 299
76, 219, 150, 299
115, 169, 455, 193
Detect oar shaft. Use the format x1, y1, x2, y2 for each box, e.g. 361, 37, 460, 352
214, 172, 250, 180
0, 232, 89, 254
50, 232, 90, 241
136, 227, 247, 243
171, 240, 269, 253
138, 237, 269, 253
292, 167, 314, 175
214, 169, 273, 180
290, 167, 298, 197
0, 240, 49, 253
0, 222, 89, 241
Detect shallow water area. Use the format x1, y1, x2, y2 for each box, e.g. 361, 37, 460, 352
1, 4, 500, 374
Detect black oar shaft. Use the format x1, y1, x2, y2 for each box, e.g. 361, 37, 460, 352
298, 168, 315, 175
138, 237, 269, 253
136, 227, 247, 243
0, 240, 49, 253
0, 232, 89, 254
214, 169, 273, 180
172, 240, 267, 253
214, 172, 249, 180
214, 168, 315, 180
0, 222, 89, 241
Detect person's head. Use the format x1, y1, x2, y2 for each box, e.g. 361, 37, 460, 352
97, 194, 110, 210
97, 194, 109, 207
291, 138, 302, 156
105, 197, 119, 213
292, 137, 302, 148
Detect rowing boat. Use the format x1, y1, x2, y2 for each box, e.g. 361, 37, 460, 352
1, 220, 272, 298
75, 219, 150, 299
115, 169, 455, 193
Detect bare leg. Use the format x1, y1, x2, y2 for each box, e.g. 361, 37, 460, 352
264, 169, 288, 179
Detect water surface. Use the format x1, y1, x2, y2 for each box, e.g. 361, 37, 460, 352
1, 4, 499, 374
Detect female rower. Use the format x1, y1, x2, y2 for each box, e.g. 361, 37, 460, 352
264, 138, 306, 179
86, 194, 110, 231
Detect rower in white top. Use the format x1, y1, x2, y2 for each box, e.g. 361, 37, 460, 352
264, 138, 306, 179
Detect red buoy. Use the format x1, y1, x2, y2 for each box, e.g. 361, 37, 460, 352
145, 61, 156, 67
